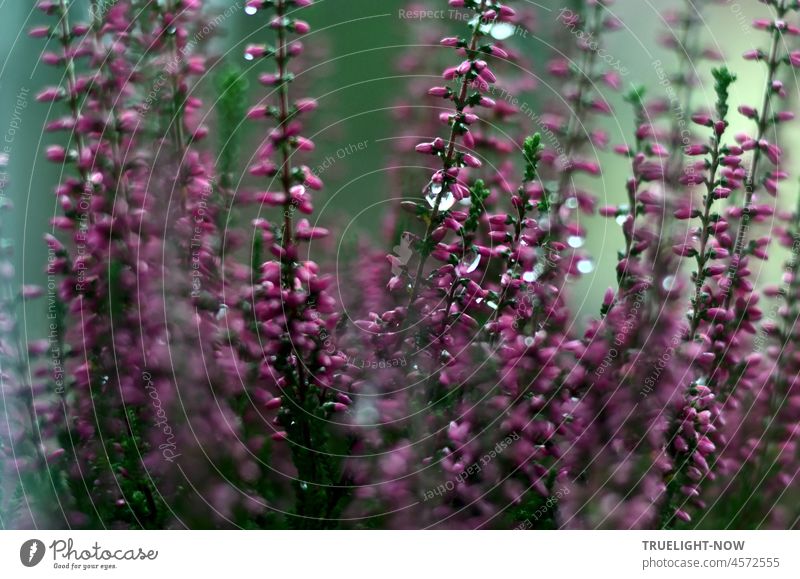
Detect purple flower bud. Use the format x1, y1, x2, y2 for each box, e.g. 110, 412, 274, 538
428, 86, 451, 98
28, 25, 50, 38
673, 206, 696, 220
264, 397, 282, 410
691, 113, 713, 127
36, 87, 63, 102
463, 153, 482, 168
294, 20, 311, 34
45, 145, 67, 163
712, 187, 731, 199
743, 49, 764, 61
685, 144, 709, 156
21, 285, 44, 299
245, 44, 270, 58
738, 105, 758, 119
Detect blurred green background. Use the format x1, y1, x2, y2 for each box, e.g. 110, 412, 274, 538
0, 0, 785, 338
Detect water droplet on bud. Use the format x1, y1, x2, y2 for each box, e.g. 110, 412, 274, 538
425, 182, 455, 212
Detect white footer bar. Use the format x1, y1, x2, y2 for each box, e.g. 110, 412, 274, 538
1, 531, 798, 578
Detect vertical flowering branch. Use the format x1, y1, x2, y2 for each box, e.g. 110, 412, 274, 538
243, 0, 349, 528
35, 0, 136, 527
486, 134, 543, 330
675, 68, 741, 340
35, 0, 207, 527
483, 136, 575, 526
675, 4, 799, 428
724, 0, 798, 309
163, 0, 188, 158
406, 0, 513, 325
658, 69, 738, 528
601, 86, 666, 300
659, 384, 721, 527
647, 1, 720, 330
352, 0, 516, 524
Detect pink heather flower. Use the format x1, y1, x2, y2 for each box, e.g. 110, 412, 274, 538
9, 0, 800, 533
295, 97, 318, 112
245, 44, 270, 58
35, 87, 63, 102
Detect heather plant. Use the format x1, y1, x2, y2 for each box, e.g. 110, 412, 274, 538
1, 0, 800, 531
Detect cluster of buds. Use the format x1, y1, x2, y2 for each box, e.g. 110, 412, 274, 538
404, 0, 514, 296
673, 68, 743, 339
662, 383, 722, 526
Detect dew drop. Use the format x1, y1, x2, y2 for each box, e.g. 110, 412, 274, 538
523, 263, 545, 283
244, 53, 254, 61
568, 235, 585, 248
355, 404, 379, 425
662, 275, 676, 291
615, 215, 626, 226
565, 197, 579, 209
470, 16, 495, 35
425, 183, 455, 212
245, 6, 257, 15
524, 336, 534, 347
538, 216, 552, 231
491, 22, 516, 40
461, 249, 481, 273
